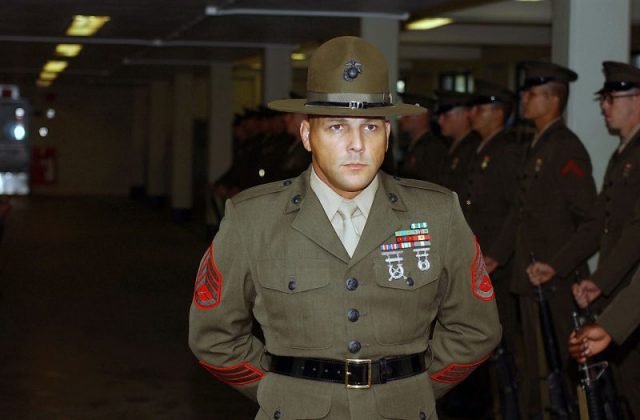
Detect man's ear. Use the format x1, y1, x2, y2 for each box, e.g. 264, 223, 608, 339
300, 119, 312, 152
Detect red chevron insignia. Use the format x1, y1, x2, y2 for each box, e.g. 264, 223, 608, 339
430, 354, 491, 384
560, 159, 585, 177
199, 360, 265, 385
471, 238, 494, 301
193, 245, 222, 310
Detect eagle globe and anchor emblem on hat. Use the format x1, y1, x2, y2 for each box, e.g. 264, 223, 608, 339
268, 36, 426, 117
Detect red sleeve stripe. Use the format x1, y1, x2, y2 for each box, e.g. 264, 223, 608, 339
198, 360, 265, 385
430, 354, 491, 384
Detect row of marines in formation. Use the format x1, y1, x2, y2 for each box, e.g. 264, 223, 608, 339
206, 58, 639, 419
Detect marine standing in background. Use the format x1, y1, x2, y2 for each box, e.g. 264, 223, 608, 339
189, 35, 501, 419
484, 62, 598, 420
529, 61, 640, 418
463, 79, 522, 418
435, 90, 481, 200
397, 94, 448, 183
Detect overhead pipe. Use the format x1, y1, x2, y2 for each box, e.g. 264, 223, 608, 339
204, 6, 409, 20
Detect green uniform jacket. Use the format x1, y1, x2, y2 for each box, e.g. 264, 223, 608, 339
599, 266, 640, 345
189, 169, 501, 420
461, 129, 522, 251
489, 120, 597, 294
551, 132, 640, 298
439, 131, 481, 200
398, 131, 448, 184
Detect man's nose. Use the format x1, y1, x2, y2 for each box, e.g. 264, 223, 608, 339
348, 130, 364, 152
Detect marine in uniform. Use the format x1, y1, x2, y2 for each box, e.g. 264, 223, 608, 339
484, 62, 598, 419
463, 80, 522, 418
397, 94, 448, 183
435, 90, 481, 200
528, 61, 640, 418
189, 36, 501, 419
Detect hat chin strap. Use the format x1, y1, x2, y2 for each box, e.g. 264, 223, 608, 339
306, 91, 392, 109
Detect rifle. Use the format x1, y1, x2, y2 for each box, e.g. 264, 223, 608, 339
572, 311, 609, 420
493, 342, 521, 420
572, 271, 625, 420
530, 252, 573, 419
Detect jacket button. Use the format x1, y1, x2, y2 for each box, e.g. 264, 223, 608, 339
283, 179, 292, 186
348, 340, 361, 353
347, 309, 360, 322
292, 194, 302, 205
288, 279, 297, 290
345, 277, 359, 291
420, 411, 426, 420
387, 192, 398, 203
273, 409, 281, 419
406, 277, 414, 287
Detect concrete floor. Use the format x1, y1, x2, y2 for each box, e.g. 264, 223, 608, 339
0, 196, 258, 419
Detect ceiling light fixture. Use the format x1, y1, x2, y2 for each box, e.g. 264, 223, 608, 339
55, 44, 83, 57
291, 52, 306, 61
406, 17, 453, 31
66, 15, 110, 36
43, 60, 68, 72
39, 72, 58, 81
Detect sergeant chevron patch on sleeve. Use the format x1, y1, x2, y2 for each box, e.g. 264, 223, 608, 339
560, 159, 585, 177
471, 238, 494, 301
193, 245, 222, 310
430, 355, 491, 384
198, 360, 265, 385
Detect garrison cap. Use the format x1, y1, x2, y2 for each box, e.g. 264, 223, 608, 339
471, 79, 516, 106
596, 61, 640, 94
399, 93, 436, 111
268, 36, 426, 117
521, 61, 578, 90
434, 89, 475, 115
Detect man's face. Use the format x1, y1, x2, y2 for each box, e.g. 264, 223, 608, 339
470, 103, 497, 133
438, 107, 469, 138
301, 116, 390, 199
599, 90, 640, 132
521, 85, 552, 121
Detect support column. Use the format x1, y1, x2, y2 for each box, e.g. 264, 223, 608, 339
552, 0, 630, 190
130, 86, 148, 198
147, 80, 171, 205
263, 46, 293, 104
208, 63, 233, 184
361, 18, 401, 173
171, 73, 194, 221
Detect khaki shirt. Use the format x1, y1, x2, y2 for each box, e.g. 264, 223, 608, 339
189, 169, 501, 419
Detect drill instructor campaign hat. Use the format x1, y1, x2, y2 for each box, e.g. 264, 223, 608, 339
268, 36, 426, 117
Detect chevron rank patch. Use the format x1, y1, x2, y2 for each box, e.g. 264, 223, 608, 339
193, 244, 223, 310
471, 238, 494, 301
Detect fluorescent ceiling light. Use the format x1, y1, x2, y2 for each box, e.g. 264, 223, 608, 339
39, 72, 58, 81
66, 15, 110, 36
56, 44, 83, 57
291, 52, 306, 61
43, 60, 68, 72
407, 17, 453, 30
407, 17, 453, 31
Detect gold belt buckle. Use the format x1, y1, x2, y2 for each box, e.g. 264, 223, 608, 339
345, 358, 372, 389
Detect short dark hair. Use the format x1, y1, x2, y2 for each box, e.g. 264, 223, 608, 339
546, 81, 569, 111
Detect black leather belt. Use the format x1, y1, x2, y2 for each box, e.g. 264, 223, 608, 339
268, 352, 426, 389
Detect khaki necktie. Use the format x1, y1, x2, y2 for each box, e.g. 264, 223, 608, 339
337, 200, 359, 257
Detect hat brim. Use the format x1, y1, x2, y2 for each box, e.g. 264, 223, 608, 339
268, 99, 426, 117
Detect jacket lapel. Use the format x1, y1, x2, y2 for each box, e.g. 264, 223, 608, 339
289, 171, 350, 263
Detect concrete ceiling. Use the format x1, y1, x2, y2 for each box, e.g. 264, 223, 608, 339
0, 0, 636, 88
